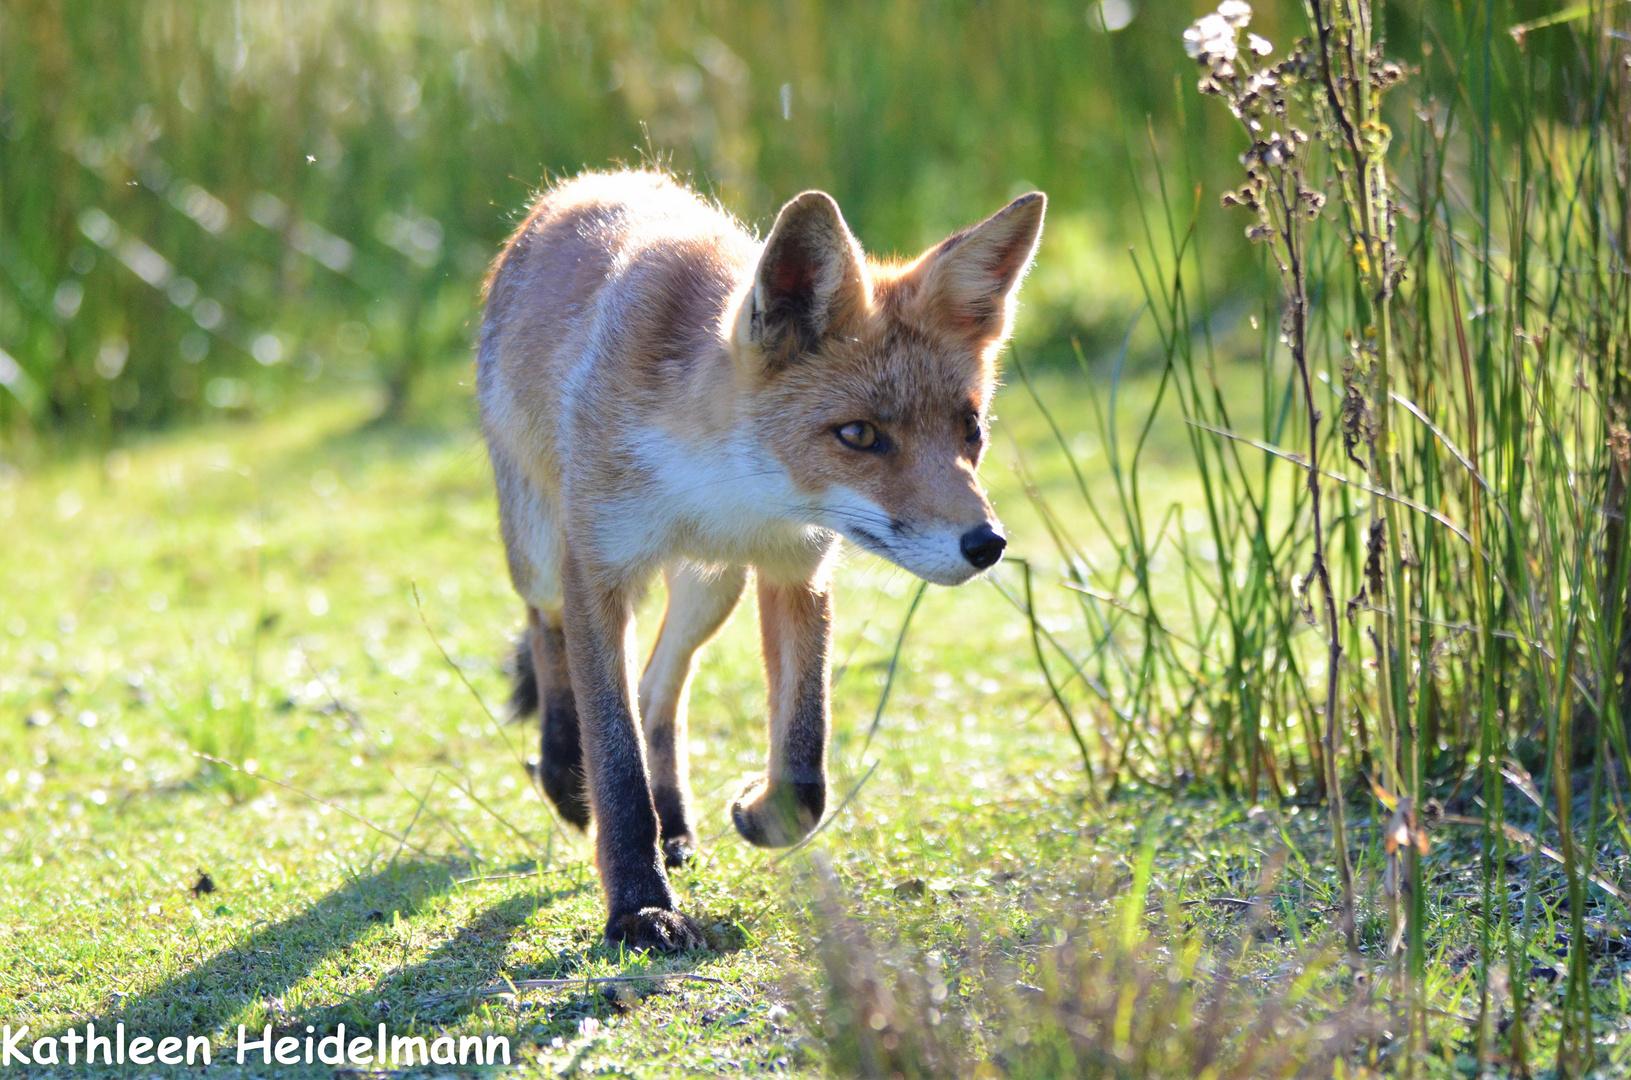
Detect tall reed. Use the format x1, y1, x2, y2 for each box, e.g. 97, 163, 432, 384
1011, 0, 1629, 1069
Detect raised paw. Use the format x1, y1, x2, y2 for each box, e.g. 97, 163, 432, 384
730, 774, 825, 848
607, 907, 708, 953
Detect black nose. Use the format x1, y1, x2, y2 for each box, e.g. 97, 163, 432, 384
959, 523, 1006, 569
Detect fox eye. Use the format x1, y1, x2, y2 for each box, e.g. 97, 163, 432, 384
836, 421, 886, 452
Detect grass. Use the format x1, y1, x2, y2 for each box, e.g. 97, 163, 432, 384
1023, 4, 1631, 1073
4, 364, 1628, 1077
0, 368, 1193, 1077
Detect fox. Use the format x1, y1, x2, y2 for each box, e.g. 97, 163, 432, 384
478, 169, 1044, 951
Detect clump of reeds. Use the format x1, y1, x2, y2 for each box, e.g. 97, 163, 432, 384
1007, 0, 1630, 1071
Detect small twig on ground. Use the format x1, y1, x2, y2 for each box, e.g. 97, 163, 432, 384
1180, 896, 1259, 910
416, 971, 726, 1007
453, 866, 568, 886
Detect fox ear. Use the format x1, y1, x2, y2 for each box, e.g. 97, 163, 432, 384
915, 192, 1046, 343
746, 191, 868, 361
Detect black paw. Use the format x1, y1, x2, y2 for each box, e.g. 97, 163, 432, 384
730, 775, 824, 848
607, 907, 708, 953
662, 834, 697, 868
538, 698, 590, 828
653, 787, 696, 867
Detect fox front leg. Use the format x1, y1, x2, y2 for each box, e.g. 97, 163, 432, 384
638, 562, 747, 867
559, 545, 705, 952
732, 577, 832, 847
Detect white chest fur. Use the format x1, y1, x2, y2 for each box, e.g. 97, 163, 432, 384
581, 429, 834, 580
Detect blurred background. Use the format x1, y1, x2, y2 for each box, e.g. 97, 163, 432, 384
0, 0, 1298, 445
0, 0, 1580, 445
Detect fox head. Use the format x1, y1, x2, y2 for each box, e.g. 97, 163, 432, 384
730, 189, 1045, 585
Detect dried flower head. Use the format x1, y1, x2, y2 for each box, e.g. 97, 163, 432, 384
1184, 12, 1239, 66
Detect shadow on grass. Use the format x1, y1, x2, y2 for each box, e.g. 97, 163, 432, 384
327, 881, 732, 1032
54, 864, 727, 1075
66, 861, 461, 1042
316, 881, 596, 1030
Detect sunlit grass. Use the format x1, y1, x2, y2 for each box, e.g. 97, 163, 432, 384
5, 362, 1627, 1076
0, 0, 1244, 442
0, 371, 1130, 1074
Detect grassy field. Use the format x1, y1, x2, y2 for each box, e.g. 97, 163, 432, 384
4, 365, 1627, 1077
0, 368, 1187, 1076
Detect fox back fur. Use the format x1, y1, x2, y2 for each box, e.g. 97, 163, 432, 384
480, 170, 1043, 950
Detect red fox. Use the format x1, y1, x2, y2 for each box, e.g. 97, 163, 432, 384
479, 170, 1044, 950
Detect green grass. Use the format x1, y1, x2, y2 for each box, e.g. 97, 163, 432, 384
1, 0, 1245, 439
0, 369, 1160, 1076
4, 368, 1628, 1077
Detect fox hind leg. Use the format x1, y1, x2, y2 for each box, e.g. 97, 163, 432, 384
516, 606, 592, 829
492, 451, 588, 826
638, 561, 747, 866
